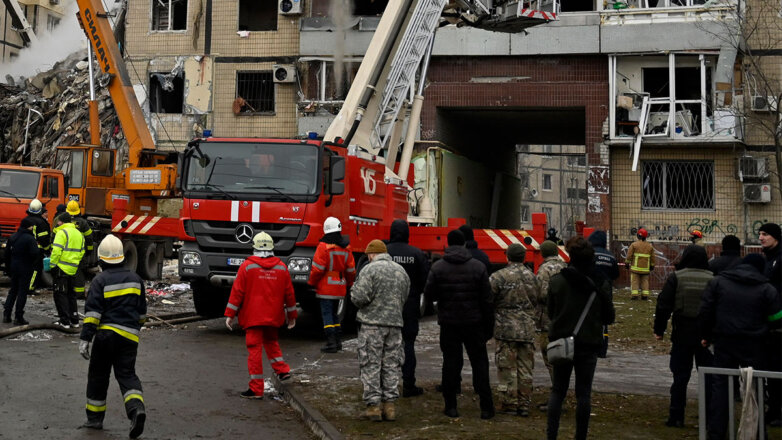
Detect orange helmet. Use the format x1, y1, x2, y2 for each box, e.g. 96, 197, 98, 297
637, 228, 648, 238
690, 230, 703, 239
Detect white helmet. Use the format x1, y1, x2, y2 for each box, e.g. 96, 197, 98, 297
97, 234, 125, 263
28, 199, 43, 215
252, 232, 274, 251
323, 216, 342, 234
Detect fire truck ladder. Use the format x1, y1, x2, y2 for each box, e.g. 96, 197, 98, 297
371, 0, 447, 152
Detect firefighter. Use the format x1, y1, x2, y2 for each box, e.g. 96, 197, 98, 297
66, 200, 93, 299
625, 228, 655, 300
79, 234, 146, 438
24, 199, 50, 294
308, 216, 356, 353
689, 230, 705, 247
50, 213, 85, 328
225, 232, 298, 399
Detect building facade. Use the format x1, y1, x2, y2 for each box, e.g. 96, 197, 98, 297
1, 0, 68, 62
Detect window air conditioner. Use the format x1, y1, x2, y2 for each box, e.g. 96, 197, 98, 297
279, 0, 302, 15
751, 95, 778, 112
737, 156, 768, 180
50, 0, 60, 4
743, 183, 772, 203
272, 65, 296, 83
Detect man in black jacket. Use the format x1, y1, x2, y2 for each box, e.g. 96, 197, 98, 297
654, 245, 713, 428
3, 217, 39, 325
587, 230, 618, 358
699, 254, 782, 439
708, 235, 742, 276
386, 219, 430, 397
24, 199, 50, 295
424, 229, 494, 420
759, 223, 782, 426
458, 225, 491, 274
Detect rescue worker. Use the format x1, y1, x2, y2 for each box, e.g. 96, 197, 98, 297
489, 243, 541, 417
224, 232, 298, 399
66, 200, 93, 299
653, 245, 714, 428
536, 240, 567, 387
690, 230, 705, 247
626, 228, 655, 300
50, 213, 85, 328
350, 239, 409, 422
759, 223, 782, 427
386, 219, 429, 397
79, 235, 147, 439
309, 216, 356, 353
24, 199, 50, 294
3, 217, 39, 325
588, 230, 619, 358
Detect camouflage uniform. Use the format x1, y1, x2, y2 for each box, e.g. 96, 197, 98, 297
536, 256, 568, 380
489, 262, 542, 412
350, 253, 409, 406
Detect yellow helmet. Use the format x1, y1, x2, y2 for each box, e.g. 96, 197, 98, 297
252, 232, 274, 251
66, 200, 81, 216
97, 234, 124, 263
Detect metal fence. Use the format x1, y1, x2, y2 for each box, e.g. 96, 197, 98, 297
698, 366, 782, 440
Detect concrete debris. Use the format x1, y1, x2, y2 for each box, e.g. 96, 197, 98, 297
146, 281, 191, 298
0, 49, 129, 167
9, 331, 53, 342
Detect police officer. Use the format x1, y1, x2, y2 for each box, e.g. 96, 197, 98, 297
24, 199, 50, 294
489, 243, 541, 417
626, 228, 655, 300
386, 219, 429, 397
79, 235, 146, 438
50, 213, 85, 328
588, 230, 619, 358
66, 200, 93, 299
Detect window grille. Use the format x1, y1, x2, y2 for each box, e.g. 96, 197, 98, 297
236, 72, 275, 114
152, 0, 188, 31
642, 161, 714, 210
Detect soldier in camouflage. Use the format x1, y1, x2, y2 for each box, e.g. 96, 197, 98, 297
350, 239, 410, 422
536, 240, 567, 384
489, 243, 542, 416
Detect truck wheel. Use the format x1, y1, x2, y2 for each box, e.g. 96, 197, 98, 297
192, 279, 228, 317
137, 242, 162, 280
122, 240, 138, 273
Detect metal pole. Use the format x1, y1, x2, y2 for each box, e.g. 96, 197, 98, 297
22, 108, 31, 164
699, 369, 707, 440
88, 42, 95, 101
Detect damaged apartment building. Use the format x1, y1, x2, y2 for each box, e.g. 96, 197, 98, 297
0, 0, 69, 61
121, 0, 781, 263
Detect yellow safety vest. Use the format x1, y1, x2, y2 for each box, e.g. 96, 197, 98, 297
50, 223, 85, 275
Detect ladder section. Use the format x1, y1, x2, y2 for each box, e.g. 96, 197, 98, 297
2, 0, 38, 45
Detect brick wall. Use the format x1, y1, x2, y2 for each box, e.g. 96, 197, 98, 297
422, 55, 610, 230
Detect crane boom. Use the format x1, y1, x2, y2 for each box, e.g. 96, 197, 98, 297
75, 0, 155, 168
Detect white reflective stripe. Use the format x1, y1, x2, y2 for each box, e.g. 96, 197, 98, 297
252, 202, 260, 223
329, 250, 349, 272
285, 306, 297, 312
500, 229, 521, 244
226, 302, 239, 311
327, 278, 346, 285
124, 216, 147, 234
105, 282, 143, 292
245, 263, 261, 272
86, 311, 102, 319
138, 216, 161, 234
59, 261, 79, 268
123, 389, 143, 399
52, 243, 64, 249
270, 357, 284, 363
231, 201, 239, 222
346, 267, 356, 273
519, 230, 540, 249
88, 399, 106, 406
113, 215, 134, 232
312, 262, 325, 270
272, 265, 287, 271
249, 374, 263, 380
485, 230, 508, 249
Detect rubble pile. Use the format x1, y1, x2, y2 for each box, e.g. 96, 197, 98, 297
0, 49, 128, 167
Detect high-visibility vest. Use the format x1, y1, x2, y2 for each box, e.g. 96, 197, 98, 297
50, 223, 85, 275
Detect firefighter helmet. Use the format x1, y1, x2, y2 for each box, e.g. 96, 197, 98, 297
28, 199, 43, 215
637, 228, 648, 239
97, 234, 125, 264
252, 232, 274, 251
690, 230, 703, 239
323, 216, 342, 234
66, 200, 81, 216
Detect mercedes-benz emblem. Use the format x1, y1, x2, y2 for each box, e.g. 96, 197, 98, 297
235, 223, 254, 244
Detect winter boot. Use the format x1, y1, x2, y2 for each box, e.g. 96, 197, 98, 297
382, 401, 396, 421
320, 332, 338, 353
129, 407, 146, 439
363, 404, 382, 422
2, 312, 10, 324
402, 382, 424, 397
13, 316, 29, 326
335, 332, 342, 351
81, 412, 103, 430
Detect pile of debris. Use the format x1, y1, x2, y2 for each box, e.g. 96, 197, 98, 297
0, 49, 128, 167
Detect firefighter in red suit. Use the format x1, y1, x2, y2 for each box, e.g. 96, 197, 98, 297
225, 231, 298, 399
309, 216, 356, 353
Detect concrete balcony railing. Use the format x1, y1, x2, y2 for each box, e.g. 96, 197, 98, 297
601, 0, 738, 25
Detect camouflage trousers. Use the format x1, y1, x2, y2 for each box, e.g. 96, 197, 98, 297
537, 332, 553, 384
357, 324, 404, 406
495, 339, 534, 411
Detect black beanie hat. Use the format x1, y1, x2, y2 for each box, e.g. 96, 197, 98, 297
721, 235, 741, 252
742, 253, 767, 273
759, 223, 782, 242
20, 217, 35, 230
458, 224, 474, 241
447, 229, 465, 246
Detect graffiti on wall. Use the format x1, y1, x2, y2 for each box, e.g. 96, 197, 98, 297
685, 218, 738, 236
751, 219, 770, 238
588, 166, 610, 194
626, 220, 683, 241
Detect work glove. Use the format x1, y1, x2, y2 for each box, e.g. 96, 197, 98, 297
225, 316, 238, 331
287, 318, 296, 330
79, 340, 91, 360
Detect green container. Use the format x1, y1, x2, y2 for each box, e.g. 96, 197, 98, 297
43, 257, 51, 272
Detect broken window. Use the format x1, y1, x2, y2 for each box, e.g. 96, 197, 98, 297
643, 66, 710, 135
152, 0, 188, 32
149, 72, 184, 114
543, 174, 552, 191
47, 15, 60, 32
642, 161, 714, 210
521, 205, 530, 223
238, 1, 277, 31
235, 72, 275, 114
353, 0, 388, 15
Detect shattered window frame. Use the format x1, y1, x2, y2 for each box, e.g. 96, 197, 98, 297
46, 15, 60, 32
149, 71, 185, 114
235, 71, 276, 115
641, 160, 714, 211
151, 0, 188, 32
238, 1, 277, 31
